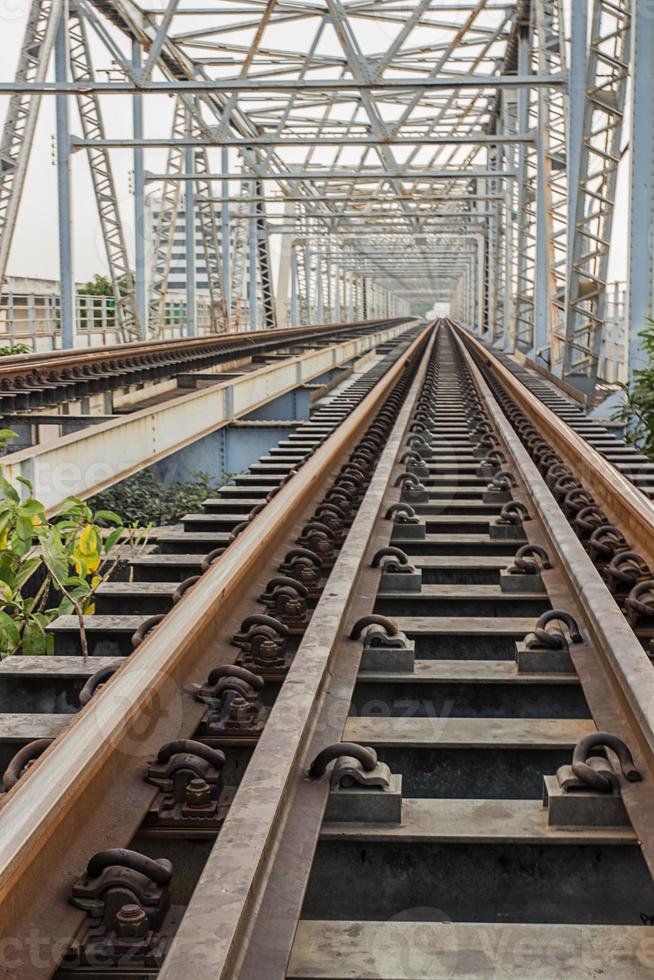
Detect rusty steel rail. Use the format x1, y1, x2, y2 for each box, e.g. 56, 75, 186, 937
454, 331, 654, 879
0, 318, 392, 374
6, 318, 654, 979
2, 320, 413, 513
157, 323, 439, 980
156, 320, 654, 979
0, 318, 408, 418
457, 325, 654, 571
0, 322, 432, 973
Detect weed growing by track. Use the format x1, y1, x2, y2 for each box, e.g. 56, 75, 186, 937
89, 468, 220, 526
0, 431, 141, 658
0, 342, 31, 356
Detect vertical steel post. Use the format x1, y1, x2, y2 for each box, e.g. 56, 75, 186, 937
315, 250, 323, 323
465, 267, 470, 330
55, 3, 75, 348
563, 0, 630, 397
290, 247, 298, 326
533, 92, 551, 365
477, 237, 484, 336
514, 24, 532, 350
501, 83, 518, 351
221, 147, 231, 329
567, 0, 588, 295
184, 143, 196, 336
325, 252, 332, 319
304, 245, 312, 323
485, 172, 497, 340
503, 182, 512, 350
132, 39, 146, 339
276, 201, 295, 326
626, 0, 654, 382
248, 180, 258, 330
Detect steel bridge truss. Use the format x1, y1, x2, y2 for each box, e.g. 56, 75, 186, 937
0, 0, 646, 403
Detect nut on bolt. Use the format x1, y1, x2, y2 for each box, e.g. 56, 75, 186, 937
185, 777, 212, 808
115, 903, 148, 940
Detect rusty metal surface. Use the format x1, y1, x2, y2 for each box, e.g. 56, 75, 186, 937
0, 318, 397, 382
457, 333, 654, 878
157, 327, 437, 980
458, 328, 654, 571
0, 323, 431, 979
2, 322, 411, 514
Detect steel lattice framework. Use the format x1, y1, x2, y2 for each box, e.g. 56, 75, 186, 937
0, 0, 648, 405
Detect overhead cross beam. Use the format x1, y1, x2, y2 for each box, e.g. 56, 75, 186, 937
0, 0, 638, 366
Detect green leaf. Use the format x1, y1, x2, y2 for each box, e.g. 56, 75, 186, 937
40, 527, 68, 586
53, 519, 77, 533
67, 586, 90, 602
19, 498, 45, 518
0, 473, 19, 505
0, 611, 20, 649
11, 556, 41, 591
93, 510, 123, 526
15, 476, 34, 492
15, 515, 34, 542
22, 618, 51, 656
0, 429, 18, 443
58, 495, 85, 511
104, 527, 123, 553
10, 533, 32, 558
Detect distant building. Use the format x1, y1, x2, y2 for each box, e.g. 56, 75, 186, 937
1, 275, 61, 295
146, 195, 210, 295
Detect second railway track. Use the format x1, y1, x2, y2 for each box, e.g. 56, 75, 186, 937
2, 319, 654, 978
0, 319, 402, 415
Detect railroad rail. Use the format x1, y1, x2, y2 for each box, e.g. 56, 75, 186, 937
2, 319, 654, 978
0, 319, 402, 415
1, 319, 414, 512
467, 336, 654, 501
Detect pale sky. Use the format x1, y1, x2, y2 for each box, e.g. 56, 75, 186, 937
0, 2, 631, 288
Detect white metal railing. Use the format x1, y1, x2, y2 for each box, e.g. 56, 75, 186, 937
0, 291, 223, 350
599, 281, 627, 385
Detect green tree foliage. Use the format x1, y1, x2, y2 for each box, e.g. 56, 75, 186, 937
78, 273, 130, 297
77, 273, 131, 331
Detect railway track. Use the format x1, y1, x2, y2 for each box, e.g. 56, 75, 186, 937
0, 319, 400, 416
2, 319, 654, 978
466, 335, 654, 501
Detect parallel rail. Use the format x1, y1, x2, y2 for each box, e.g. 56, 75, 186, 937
0, 322, 429, 976
459, 325, 654, 565
1, 320, 414, 512
0, 318, 405, 414
3, 319, 654, 978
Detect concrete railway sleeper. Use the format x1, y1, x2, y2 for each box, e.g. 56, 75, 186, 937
3, 319, 654, 978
